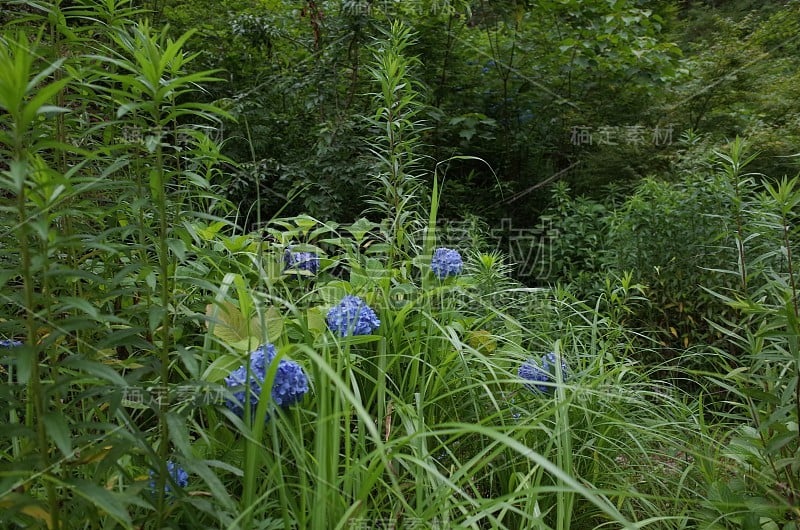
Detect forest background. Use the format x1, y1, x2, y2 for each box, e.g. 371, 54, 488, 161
145, 0, 800, 353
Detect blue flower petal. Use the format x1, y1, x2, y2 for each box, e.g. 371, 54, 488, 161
326, 295, 380, 337
284, 250, 320, 274
224, 343, 309, 421
519, 352, 569, 394
431, 248, 463, 279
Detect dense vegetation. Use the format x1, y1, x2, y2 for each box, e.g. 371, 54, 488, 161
1, 0, 799, 528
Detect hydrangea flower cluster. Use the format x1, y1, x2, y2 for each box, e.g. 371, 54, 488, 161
149, 460, 189, 495
326, 295, 380, 336
431, 247, 463, 279
518, 352, 569, 394
225, 343, 309, 421
284, 250, 320, 274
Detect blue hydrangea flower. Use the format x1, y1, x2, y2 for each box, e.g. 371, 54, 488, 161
284, 250, 320, 274
519, 352, 569, 394
326, 295, 380, 337
224, 343, 309, 421
0, 339, 22, 348
271, 359, 308, 406
149, 460, 189, 495
431, 248, 463, 279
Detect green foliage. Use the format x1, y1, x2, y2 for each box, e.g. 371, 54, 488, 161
4, 2, 800, 529
668, 2, 800, 180
694, 175, 800, 528
610, 171, 740, 352
364, 21, 429, 266
544, 181, 621, 294
150, 0, 690, 223
540, 139, 791, 359
0, 3, 234, 527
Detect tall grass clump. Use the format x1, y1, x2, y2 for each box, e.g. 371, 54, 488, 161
195, 208, 712, 528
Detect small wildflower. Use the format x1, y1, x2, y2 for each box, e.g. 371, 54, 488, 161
0, 339, 22, 348
326, 295, 380, 336
224, 343, 309, 421
284, 250, 320, 274
149, 460, 189, 495
518, 352, 569, 394
431, 248, 463, 279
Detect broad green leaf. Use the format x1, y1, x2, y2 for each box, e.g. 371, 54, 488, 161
148, 305, 165, 334
167, 237, 187, 261
205, 301, 262, 349
316, 283, 350, 305
347, 218, 379, 244
306, 306, 327, 337
295, 215, 317, 233
227, 337, 262, 351
261, 306, 283, 343
196, 221, 227, 241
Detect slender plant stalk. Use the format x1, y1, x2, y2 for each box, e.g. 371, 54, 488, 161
17, 158, 59, 528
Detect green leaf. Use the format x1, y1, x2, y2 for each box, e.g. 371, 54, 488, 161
196, 221, 227, 241
295, 215, 317, 233
36, 105, 70, 115
347, 218, 379, 244
21, 76, 71, 131
166, 412, 192, 456
202, 354, 242, 382
205, 301, 263, 349
14, 344, 34, 385
167, 237, 187, 261
260, 306, 284, 344
68, 479, 131, 527
316, 283, 350, 305
318, 334, 383, 347
149, 305, 165, 334
306, 306, 327, 337
0, 495, 52, 528
186, 460, 236, 510
61, 358, 127, 386
227, 337, 262, 351
43, 412, 72, 457
765, 430, 796, 454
